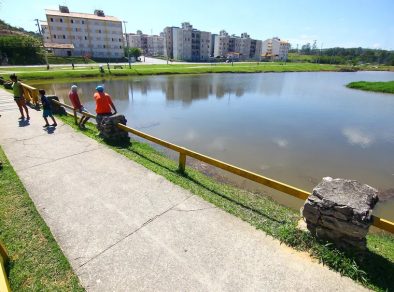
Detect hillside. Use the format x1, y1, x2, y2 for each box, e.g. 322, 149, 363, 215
0, 19, 39, 37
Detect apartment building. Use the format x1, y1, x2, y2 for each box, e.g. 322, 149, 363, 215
44, 5, 124, 59
126, 30, 165, 56
250, 39, 262, 59
147, 34, 166, 56
214, 31, 261, 60
164, 22, 211, 61
262, 37, 290, 60
214, 30, 230, 58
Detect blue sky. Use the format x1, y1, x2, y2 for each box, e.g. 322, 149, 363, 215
1, 0, 393, 49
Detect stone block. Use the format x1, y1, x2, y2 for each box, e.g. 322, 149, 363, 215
302, 177, 378, 250
97, 114, 130, 143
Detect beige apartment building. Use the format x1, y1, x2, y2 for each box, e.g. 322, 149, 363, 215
214, 30, 261, 60
43, 6, 124, 59
262, 37, 290, 60
126, 30, 166, 57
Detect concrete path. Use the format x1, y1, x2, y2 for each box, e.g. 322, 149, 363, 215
0, 88, 366, 291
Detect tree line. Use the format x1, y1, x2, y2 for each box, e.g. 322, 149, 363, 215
290, 42, 394, 65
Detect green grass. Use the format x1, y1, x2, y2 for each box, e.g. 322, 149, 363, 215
57, 113, 394, 291
47, 56, 95, 65
347, 80, 394, 94
1, 62, 393, 82
0, 63, 344, 81
0, 147, 84, 291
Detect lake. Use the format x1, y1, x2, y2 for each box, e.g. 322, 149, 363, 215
33, 71, 394, 221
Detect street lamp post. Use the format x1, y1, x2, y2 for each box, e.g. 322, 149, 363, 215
35, 19, 49, 69
123, 20, 131, 69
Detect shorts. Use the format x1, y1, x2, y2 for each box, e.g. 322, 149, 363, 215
43, 109, 53, 118
79, 106, 88, 113
14, 97, 26, 104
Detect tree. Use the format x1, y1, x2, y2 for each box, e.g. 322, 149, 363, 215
0, 35, 44, 65
301, 43, 311, 55
125, 47, 142, 60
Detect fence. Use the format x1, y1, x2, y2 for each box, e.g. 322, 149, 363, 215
52, 99, 394, 234
0, 242, 11, 292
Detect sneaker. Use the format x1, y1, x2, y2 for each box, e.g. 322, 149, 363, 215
27, 116, 30, 120
43, 124, 49, 127
19, 116, 24, 120
52, 123, 57, 127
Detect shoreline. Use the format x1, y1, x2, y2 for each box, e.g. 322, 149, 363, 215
1, 62, 393, 82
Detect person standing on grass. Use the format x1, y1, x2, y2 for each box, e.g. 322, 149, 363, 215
39, 89, 57, 128
69, 85, 90, 129
94, 85, 117, 130
10, 74, 30, 120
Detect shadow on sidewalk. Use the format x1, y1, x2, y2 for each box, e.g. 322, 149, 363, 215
18, 119, 30, 127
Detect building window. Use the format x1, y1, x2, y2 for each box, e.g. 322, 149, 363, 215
119, 38, 121, 42
98, 29, 102, 33
60, 18, 63, 23
103, 45, 106, 48
112, 38, 114, 41
53, 35, 57, 39
50, 18, 54, 22
82, 20, 85, 24
63, 35, 66, 39
75, 28, 78, 32
85, 36, 87, 40
120, 45, 122, 49
71, 19, 74, 23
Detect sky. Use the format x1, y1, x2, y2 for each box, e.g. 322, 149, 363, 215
1, 0, 393, 50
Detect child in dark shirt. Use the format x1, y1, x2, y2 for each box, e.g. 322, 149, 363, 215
39, 89, 57, 127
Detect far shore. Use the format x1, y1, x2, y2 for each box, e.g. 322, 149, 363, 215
1, 62, 393, 82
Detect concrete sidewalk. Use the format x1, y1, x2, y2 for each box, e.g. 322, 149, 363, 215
0, 89, 366, 291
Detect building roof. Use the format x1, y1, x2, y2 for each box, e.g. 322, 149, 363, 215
45, 9, 121, 22
44, 43, 75, 49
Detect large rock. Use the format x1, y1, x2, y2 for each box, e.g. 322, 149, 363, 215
47, 95, 67, 115
302, 177, 379, 250
97, 114, 130, 143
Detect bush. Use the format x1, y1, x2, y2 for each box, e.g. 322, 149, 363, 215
0, 35, 45, 65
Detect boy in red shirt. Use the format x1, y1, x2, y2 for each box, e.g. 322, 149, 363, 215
69, 85, 90, 129
94, 85, 117, 130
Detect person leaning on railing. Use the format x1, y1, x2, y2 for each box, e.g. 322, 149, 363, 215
10, 74, 30, 120
69, 85, 90, 129
93, 85, 117, 132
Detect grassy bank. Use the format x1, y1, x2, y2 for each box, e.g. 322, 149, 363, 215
57, 113, 394, 291
347, 80, 394, 94
0, 147, 84, 291
0, 62, 363, 81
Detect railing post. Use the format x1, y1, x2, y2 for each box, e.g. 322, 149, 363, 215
178, 152, 186, 173
0, 241, 11, 292
73, 109, 78, 124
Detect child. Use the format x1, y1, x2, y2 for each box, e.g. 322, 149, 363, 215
10, 74, 30, 120
39, 89, 57, 127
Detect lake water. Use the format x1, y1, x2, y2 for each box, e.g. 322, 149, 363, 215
33, 71, 394, 221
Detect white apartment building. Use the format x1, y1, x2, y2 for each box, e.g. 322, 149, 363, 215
147, 35, 166, 56
126, 30, 165, 56
165, 22, 211, 61
44, 6, 124, 59
262, 37, 290, 61
214, 30, 230, 58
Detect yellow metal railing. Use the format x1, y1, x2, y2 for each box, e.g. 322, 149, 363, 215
0, 242, 11, 292
51, 99, 394, 234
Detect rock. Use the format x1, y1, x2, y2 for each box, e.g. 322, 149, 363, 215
97, 114, 130, 144
302, 177, 379, 250
47, 95, 67, 115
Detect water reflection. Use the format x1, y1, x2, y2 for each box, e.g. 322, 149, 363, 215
33, 72, 394, 220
